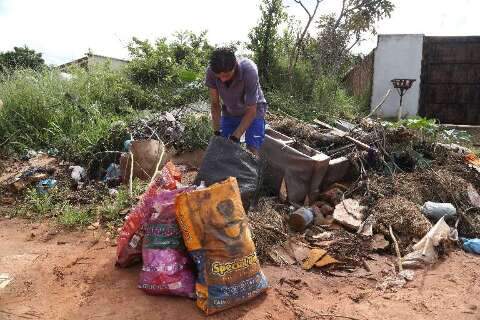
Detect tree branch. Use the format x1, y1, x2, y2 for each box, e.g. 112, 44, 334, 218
290, 0, 324, 72
345, 35, 361, 52
334, 0, 348, 30
294, 0, 312, 18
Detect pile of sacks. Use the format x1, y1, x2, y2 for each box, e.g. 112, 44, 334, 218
115, 161, 268, 315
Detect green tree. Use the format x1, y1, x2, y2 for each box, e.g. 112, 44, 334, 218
248, 0, 286, 87
313, 0, 394, 75
126, 31, 212, 109
0, 46, 45, 73
287, 0, 323, 77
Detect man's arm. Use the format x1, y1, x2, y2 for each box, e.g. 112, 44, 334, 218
232, 61, 260, 139
209, 88, 221, 132
232, 105, 256, 139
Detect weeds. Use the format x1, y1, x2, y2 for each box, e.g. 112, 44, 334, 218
177, 113, 211, 151
18, 178, 147, 229
58, 205, 94, 228
384, 117, 472, 145
266, 78, 362, 123
0, 67, 127, 162
23, 188, 58, 217
98, 178, 147, 225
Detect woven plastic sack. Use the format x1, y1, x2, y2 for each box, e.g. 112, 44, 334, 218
138, 188, 196, 298
115, 162, 181, 268
175, 177, 268, 315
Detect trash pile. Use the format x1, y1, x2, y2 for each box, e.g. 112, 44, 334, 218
128, 112, 185, 145
257, 112, 480, 279
2, 106, 480, 311
0, 152, 107, 207
115, 138, 268, 315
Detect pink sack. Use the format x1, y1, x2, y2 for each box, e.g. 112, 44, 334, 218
138, 188, 196, 298
116, 162, 180, 268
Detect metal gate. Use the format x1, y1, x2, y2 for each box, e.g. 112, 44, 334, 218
419, 36, 480, 125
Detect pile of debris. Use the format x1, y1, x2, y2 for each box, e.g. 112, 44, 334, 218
2, 106, 480, 287
0, 152, 114, 209
249, 112, 480, 275
248, 197, 289, 261
128, 112, 185, 145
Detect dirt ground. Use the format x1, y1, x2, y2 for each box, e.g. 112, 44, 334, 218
1, 217, 479, 320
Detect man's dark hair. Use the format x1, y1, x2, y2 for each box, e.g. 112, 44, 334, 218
209, 47, 236, 74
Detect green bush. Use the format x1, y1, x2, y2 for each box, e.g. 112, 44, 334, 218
0, 67, 132, 162
266, 75, 360, 122
177, 113, 211, 151
126, 32, 212, 110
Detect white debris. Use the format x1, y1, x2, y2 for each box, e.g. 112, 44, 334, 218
333, 199, 366, 230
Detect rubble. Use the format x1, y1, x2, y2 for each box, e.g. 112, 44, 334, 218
248, 198, 289, 263
370, 196, 432, 253
333, 199, 366, 231
267, 116, 349, 153
0, 273, 13, 289
312, 229, 371, 267
128, 112, 184, 145
302, 248, 327, 270
314, 254, 340, 268
371, 234, 390, 251
2, 108, 480, 291
467, 184, 480, 207
319, 187, 344, 206
421, 202, 457, 221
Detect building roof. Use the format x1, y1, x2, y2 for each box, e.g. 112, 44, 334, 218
58, 53, 129, 69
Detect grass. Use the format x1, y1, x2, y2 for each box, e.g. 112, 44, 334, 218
98, 178, 147, 225
0, 67, 130, 163
16, 177, 148, 230
23, 188, 58, 217
58, 205, 94, 228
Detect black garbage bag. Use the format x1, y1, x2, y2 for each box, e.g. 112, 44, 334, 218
194, 136, 260, 210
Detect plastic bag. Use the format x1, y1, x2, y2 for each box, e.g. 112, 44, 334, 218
138, 188, 196, 298
402, 217, 452, 268
193, 136, 259, 210
461, 238, 480, 255
115, 162, 181, 268
421, 202, 456, 221
175, 177, 268, 315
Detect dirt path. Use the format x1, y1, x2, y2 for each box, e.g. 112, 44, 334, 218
0, 217, 479, 320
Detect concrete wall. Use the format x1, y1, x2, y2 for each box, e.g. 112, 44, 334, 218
371, 34, 424, 118
88, 56, 128, 71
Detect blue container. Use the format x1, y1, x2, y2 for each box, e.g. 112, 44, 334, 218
36, 179, 57, 195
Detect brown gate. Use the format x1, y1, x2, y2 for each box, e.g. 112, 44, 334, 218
419, 36, 480, 125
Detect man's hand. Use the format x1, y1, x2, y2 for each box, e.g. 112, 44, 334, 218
228, 135, 240, 143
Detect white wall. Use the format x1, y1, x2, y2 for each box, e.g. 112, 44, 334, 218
88, 56, 128, 71
371, 34, 424, 118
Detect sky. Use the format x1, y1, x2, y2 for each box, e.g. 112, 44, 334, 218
0, 0, 479, 65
